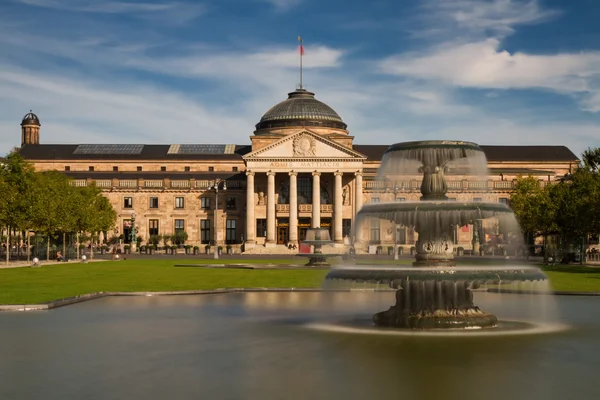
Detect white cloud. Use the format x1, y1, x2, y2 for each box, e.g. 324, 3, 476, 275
381, 38, 600, 110
0, 66, 255, 152
263, 0, 303, 11
421, 0, 559, 37
14, 0, 206, 23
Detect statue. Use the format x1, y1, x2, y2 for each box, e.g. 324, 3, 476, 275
258, 191, 265, 206
342, 185, 349, 205
279, 182, 289, 204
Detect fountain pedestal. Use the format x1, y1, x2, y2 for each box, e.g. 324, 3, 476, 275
373, 280, 497, 329
413, 226, 455, 267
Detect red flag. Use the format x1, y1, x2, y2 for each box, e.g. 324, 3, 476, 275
299, 44, 304, 55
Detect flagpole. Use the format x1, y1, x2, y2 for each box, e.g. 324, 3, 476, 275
298, 36, 303, 89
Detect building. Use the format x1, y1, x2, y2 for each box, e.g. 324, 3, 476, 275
17, 87, 579, 253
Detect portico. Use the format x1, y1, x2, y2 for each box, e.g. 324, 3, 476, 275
243, 130, 366, 249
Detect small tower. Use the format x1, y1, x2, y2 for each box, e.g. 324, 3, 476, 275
21, 111, 41, 146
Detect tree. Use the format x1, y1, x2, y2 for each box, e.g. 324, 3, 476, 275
30, 171, 78, 261
581, 147, 600, 172
0, 152, 38, 264
510, 176, 558, 261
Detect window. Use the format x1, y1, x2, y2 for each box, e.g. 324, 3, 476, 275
174, 219, 185, 233
89, 166, 94, 172
473, 198, 483, 202
298, 177, 312, 201
372, 197, 380, 204
200, 219, 211, 244
175, 197, 185, 209
113, 166, 118, 172
208, 166, 214, 172
123, 197, 133, 209
137, 166, 142, 172
184, 166, 190, 172
226, 196, 236, 210
161, 166, 166, 172
232, 166, 238, 172
499, 197, 509, 205
396, 197, 406, 202
201, 197, 211, 209
64, 166, 70, 171
226, 219, 236, 244
342, 219, 352, 238
256, 219, 267, 237
149, 197, 159, 209
149, 219, 159, 236
370, 218, 380, 242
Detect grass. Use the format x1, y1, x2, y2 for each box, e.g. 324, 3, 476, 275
0, 258, 599, 305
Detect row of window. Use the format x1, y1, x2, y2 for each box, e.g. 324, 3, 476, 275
65, 166, 239, 172
123, 196, 237, 210
141, 218, 237, 243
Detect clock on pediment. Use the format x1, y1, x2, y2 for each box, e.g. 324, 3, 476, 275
293, 134, 316, 157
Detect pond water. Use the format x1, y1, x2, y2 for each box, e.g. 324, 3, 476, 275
0, 292, 599, 400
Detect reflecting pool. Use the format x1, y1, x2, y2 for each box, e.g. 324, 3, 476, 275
0, 292, 598, 400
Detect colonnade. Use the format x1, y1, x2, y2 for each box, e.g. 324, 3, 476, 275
245, 170, 363, 245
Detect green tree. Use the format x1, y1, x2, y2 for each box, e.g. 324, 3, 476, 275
0, 153, 38, 264
510, 176, 558, 261
30, 171, 78, 261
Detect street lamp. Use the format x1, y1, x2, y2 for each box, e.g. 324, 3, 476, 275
211, 179, 227, 259
130, 211, 137, 253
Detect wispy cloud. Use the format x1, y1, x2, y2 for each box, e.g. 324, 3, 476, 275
415, 0, 559, 38
380, 38, 600, 110
263, 0, 303, 12
14, 0, 206, 23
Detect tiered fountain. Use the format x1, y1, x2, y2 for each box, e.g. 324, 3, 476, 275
325, 140, 547, 330
297, 227, 337, 267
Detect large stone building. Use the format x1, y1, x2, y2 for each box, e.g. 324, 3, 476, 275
17, 88, 579, 253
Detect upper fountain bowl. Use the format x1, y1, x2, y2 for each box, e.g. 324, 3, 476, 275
378, 140, 489, 181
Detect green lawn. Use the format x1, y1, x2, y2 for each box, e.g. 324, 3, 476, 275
541, 265, 600, 292
0, 258, 599, 304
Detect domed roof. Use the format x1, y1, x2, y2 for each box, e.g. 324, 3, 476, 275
21, 110, 40, 126
255, 89, 347, 131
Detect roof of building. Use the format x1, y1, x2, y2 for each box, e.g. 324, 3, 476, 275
19, 144, 252, 161
19, 143, 578, 163
255, 89, 347, 131
353, 144, 579, 162
21, 111, 40, 126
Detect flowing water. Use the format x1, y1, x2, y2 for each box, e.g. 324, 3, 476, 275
0, 292, 598, 400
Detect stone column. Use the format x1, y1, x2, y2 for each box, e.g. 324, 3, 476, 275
354, 171, 363, 242
334, 171, 343, 244
289, 171, 298, 244
312, 171, 321, 228
245, 171, 256, 245
266, 171, 276, 245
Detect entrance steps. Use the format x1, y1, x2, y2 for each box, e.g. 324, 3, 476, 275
243, 244, 350, 255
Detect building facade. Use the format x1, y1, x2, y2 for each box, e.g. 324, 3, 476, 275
17, 87, 579, 253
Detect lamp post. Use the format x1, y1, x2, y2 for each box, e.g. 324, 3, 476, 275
130, 211, 137, 253
211, 179, 227, 259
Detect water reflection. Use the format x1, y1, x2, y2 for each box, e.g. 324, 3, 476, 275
0, 293, 597, 400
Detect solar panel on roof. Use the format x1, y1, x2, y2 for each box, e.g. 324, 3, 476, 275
73, 144, 144, 155
167, 144, 235, 155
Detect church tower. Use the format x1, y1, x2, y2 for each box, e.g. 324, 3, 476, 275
21, 111, 40, 146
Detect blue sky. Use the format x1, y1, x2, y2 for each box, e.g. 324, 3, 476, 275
1, 0, 599, 156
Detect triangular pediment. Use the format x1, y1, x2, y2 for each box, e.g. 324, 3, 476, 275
243, 130, 366, 160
